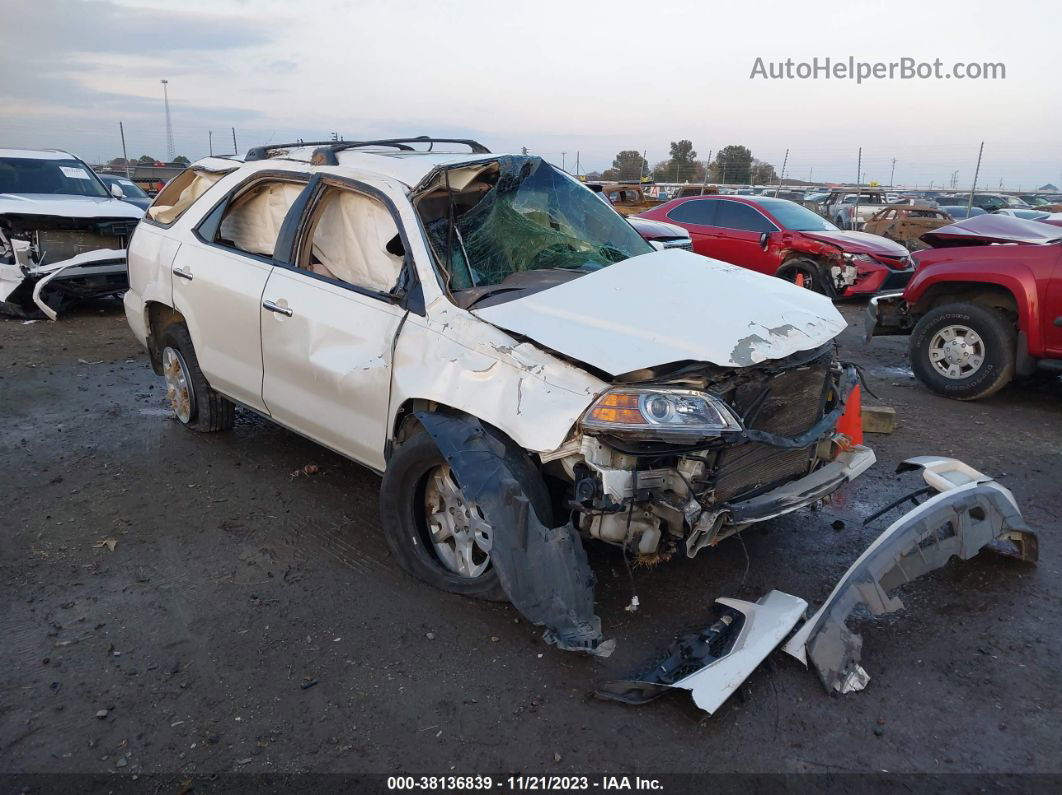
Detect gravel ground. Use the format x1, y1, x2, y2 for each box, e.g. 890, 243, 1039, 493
2, 300, 1060, 779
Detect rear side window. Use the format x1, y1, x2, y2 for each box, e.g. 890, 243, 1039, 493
714, 201, 776, 232
147, 169, 228, 225
215, 181, 305, 257
667, 199, 717, 225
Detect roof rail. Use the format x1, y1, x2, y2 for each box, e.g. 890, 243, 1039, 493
245, 136, 490, 164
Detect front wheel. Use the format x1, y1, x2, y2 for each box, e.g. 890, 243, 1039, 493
379, 426, 552, 601
909, 303, 1016, 400
777, 257, 831, 296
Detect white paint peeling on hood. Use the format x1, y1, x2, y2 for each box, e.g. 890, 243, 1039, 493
471, 249, 847, 376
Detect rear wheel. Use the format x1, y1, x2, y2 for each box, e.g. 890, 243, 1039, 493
159, 325, 235, 431
909, 303, 1015, 400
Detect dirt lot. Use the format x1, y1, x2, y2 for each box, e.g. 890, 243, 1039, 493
2, 300, 1060, 780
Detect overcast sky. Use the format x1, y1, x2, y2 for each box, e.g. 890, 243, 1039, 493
1, 0, 1058, 189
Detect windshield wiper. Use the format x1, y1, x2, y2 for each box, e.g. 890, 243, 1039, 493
463, 286, 525, 309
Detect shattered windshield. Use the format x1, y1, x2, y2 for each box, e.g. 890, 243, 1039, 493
420, 156, 651, 291
0, 157, 109, 198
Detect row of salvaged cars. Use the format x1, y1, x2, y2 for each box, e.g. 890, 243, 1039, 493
622, 188, 1062, 400
2, 138, 1046, 707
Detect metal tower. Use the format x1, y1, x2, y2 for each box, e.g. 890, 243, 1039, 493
161, 79, 175, 162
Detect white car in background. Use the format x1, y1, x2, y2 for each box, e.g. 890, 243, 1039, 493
0, 148, 143, 318
123, 137, 873, 653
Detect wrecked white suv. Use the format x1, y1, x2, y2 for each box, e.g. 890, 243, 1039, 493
1, 148, 143, 318
124, 138, 874, 653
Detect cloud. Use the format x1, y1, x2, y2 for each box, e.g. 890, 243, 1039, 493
0, 0, 275, 114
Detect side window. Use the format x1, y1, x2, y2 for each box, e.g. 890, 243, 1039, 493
666, 199, 717, 226
714, 201, 776, 232
146, 168, 230, 225
298, 187, 404, 295
215, 180, 304, 257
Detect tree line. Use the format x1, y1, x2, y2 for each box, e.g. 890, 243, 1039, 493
589, 143, 777, 185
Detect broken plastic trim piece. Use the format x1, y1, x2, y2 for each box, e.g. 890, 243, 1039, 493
783, 457, 1038, 694
414, 411, 614, 657
595, 590, 807, 714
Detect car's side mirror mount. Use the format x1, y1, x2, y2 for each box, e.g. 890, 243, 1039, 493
110, 183, 125, 199
759, 231, 771, 250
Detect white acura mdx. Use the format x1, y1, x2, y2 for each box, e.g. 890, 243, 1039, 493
124, 137, 874, 650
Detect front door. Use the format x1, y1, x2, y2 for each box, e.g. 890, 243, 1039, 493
708, 200, 779, 275
260, 179, 410, 472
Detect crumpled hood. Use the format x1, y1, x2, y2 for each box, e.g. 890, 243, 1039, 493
921, 213, 1062, 247
471, 249, 846, 376
0, 193, 144, 220
801, 229, 909, 256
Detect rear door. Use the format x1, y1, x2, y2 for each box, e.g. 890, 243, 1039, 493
259, 176, 412, 472
708, 200, 779, 275
664, 198, 719, 256
171, 172, 308, 411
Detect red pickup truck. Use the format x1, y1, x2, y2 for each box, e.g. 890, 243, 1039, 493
867, 215, 1062, 399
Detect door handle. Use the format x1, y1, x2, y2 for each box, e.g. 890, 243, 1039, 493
263, 299, 293, 317
172, 266, 193, 281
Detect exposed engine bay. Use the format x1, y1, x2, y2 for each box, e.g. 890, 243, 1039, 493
544, 345, 873, 561
0, 213, 136, 318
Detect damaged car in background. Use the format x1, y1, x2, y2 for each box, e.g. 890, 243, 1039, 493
0, 149, 143, 319
125, 138, 875, 657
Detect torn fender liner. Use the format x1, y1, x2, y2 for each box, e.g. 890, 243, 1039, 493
414, 412, 614, 656
595, 590, 806, 714
783, 457, 1038, 694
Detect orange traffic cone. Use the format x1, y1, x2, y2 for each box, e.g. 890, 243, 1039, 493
836, 384, 863, 446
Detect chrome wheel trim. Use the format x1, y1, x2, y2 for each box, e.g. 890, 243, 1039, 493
928, 324, 985, 380
424, 465, 492, 579
162, 346, 195, 423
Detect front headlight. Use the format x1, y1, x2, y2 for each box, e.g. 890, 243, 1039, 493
580, 388, 742, 439
843, 253, 877, 266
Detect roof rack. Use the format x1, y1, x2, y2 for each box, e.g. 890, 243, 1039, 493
245, 136, 490, 164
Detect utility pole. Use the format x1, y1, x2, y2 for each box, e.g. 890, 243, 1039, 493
853, 147, 862, 230
575, 151, 580, 178
889, 157, 897, 187
950, 170, 959, 189
700, 149, 712, 195
641, 150, 647, 182
231, 128, 238, 155
208, 130, 213, 157
119, 121, 131, 178
561, 152, 566, 172
777, 148, 789, 190
160, 80, 175, 162
809, 166, 813, 184
966, 141, 984, 218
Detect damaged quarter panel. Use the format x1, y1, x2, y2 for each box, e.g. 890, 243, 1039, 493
471, 249, 847, 375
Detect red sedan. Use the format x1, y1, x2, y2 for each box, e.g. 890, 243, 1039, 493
638, 195, 915, 297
